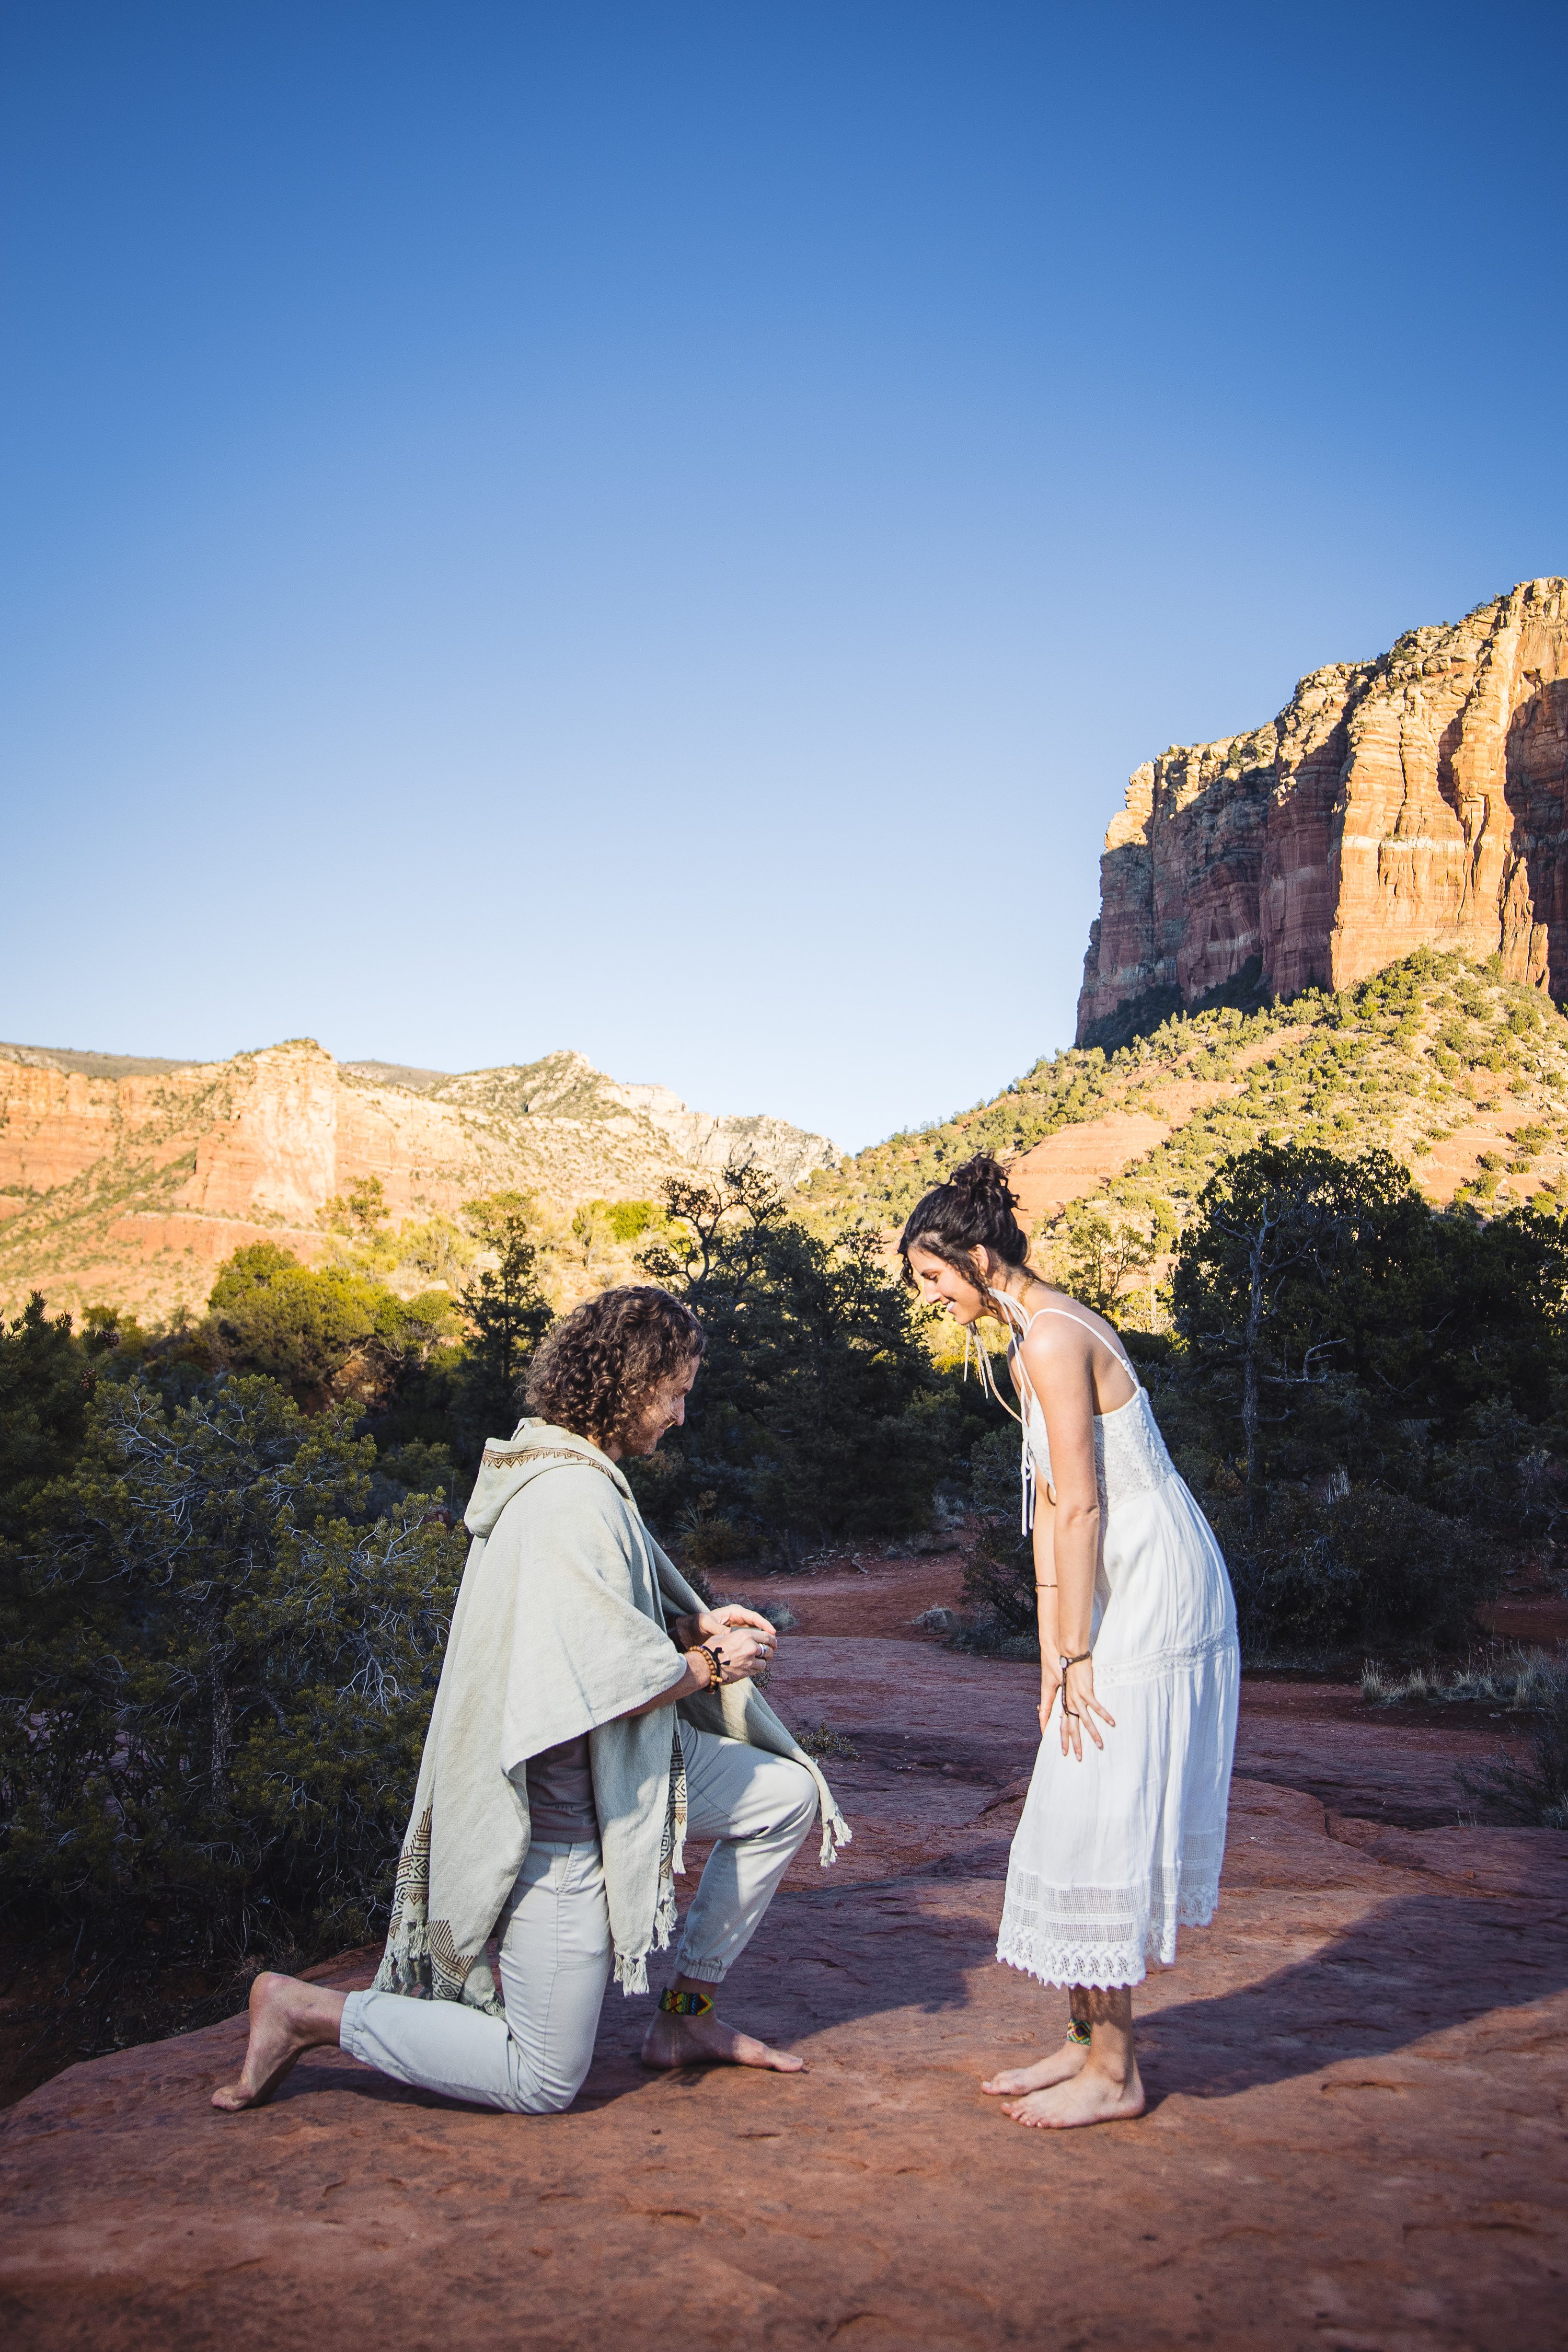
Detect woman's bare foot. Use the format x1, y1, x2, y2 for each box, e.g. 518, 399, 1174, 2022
1000, 2061, 1145, 2130
211, 1973, 347, 2112
641, 1988, 803, 2074
981, 2037, 1089, 2097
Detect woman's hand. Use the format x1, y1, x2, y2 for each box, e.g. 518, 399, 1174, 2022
1037, 1656, 1063, 1739
1057, 1657, 1116, 1761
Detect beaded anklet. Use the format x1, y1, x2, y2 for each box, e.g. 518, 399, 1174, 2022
658, 1987, 714, 2017
1066, 2017, 1092, 2047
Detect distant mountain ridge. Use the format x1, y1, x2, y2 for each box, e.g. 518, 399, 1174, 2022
0, 1037, 838, 1321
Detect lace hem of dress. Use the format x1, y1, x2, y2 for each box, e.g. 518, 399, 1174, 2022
997, 1881, 1220, 1989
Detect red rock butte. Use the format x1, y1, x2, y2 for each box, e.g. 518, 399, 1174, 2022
1077, 578, 1568, 1047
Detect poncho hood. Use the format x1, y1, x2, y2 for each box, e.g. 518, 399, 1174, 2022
464, 1417, 631, 1538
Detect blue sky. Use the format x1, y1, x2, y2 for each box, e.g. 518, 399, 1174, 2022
3, 2, 1565, 1150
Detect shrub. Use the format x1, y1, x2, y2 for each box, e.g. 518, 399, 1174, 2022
1209, 1482, 1503, 1656
0, 1294, 97, 1526
207, 1244, 458, 1409
960, 1424, 1035, 1633
449, 1201, 553, 1470
631, 1161, 995, 1555
1458, 1676, 1568, 1829
0, 1374, 465, 2022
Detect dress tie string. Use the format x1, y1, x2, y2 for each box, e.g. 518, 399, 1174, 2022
963, 1294, 1036, 1534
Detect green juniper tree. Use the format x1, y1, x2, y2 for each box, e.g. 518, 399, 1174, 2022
0, 1374, 464, 2035
1165, 1142, 1568, 1654
633, 1159, 985, 1554
451, 1196, 554, 1467
0, 1293, 98, 1528
206, 1243, 456, 1412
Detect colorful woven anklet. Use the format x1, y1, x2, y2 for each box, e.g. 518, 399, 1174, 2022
1066, 2017, 1092, 2046
658, 1987, 714, 2017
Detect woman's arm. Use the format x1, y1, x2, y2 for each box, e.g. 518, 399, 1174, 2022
1031, 1502, 1062, 1727
1020, 1322, 1116, 1761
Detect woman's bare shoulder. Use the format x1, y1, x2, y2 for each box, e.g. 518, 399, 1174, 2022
1016, 1290, 1105, 1372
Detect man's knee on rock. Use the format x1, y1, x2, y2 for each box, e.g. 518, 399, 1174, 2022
521, 2082, 578, 2117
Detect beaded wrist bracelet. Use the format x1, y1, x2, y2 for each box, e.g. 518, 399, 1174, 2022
696, 1644, 724, 1690
658, 1987, 714, 2017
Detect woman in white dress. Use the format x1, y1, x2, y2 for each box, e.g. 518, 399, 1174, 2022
901, 1157, 1238, 2129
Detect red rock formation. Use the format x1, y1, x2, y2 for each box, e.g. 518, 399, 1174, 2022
0, 1042, 837, 1322
1078, 577, 1568, 1044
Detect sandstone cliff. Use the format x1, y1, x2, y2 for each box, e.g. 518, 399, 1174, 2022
0, 1041, 837, 1321
1077, 578, 1568, 1046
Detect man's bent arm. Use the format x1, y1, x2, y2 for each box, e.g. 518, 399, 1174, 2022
619, 1654, 710, 1719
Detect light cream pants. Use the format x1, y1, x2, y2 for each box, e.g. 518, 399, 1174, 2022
339, 1726, 816, 2114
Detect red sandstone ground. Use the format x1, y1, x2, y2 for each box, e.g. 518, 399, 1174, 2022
2, 1554, 1565, 2350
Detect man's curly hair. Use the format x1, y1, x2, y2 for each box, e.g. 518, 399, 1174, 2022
523, 1285, 705, 1452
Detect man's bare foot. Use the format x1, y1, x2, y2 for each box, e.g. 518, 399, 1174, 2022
1000, 2061, 1145, 2130
211, 1973, 347, 2112
981, 2037, 1089, 2097
641, 1996, 803, 2075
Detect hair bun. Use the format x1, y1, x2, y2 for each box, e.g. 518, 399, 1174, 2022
898, 1150, 1031, 1278
948, 1154, 1017, 1212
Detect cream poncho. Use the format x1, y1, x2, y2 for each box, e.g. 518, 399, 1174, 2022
373, 1420, 849, 2008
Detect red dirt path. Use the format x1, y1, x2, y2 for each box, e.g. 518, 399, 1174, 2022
2, 1553, 1565, 2350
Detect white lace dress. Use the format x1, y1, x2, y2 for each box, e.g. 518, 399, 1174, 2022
993, 1305, 1239, 1989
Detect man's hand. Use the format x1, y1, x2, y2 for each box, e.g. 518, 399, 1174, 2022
675, 1605, 778, 1679
697, 1605, 775, 1641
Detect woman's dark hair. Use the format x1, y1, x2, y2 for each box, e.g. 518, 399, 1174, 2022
897, 1154, 1034, 1300
523, 1285, 706, 1451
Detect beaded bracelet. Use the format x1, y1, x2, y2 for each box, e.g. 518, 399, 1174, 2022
658, 1987, 714, 2017
695, 1644, 724, 1690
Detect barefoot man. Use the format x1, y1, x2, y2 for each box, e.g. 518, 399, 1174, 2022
215, 1285, 848, 2115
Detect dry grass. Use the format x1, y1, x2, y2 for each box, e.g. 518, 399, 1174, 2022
1361, 1644, 1567, 1710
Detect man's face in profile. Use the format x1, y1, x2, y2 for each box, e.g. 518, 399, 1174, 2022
624, 1357, 699, 1458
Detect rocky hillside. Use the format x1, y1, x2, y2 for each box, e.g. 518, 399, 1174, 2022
805, 949, 1568, 1264
1077, 578, 1568, 1049
0, 1039, 837, 1322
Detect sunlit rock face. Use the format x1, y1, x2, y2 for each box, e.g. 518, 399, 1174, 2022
0, 1039, 838, 1321
1077, 578, 1568, 1047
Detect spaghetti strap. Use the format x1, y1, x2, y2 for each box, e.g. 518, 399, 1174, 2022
962, 1292, 1139, 1535
1014, 1304, 1140, 1390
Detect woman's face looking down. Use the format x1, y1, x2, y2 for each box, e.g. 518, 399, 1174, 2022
906, 1243, 991, 1327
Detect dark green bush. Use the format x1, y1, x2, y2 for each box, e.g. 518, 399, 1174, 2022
959, 1424, 1035, 1633
1161, 1140, 1568, 1656
0, 1294, 98, 1527
1208, 1482, 1503, 1656
207, 1243, 459, 1411
1459, 1676, 1568, 1828
0, 1374, 464, 2013
630, 1162, 997, 1557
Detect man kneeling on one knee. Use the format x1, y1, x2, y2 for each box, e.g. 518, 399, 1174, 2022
215, 1286, 849, 2115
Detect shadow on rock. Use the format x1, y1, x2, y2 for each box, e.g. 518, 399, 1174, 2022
1138, 1887, 1568, 2101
